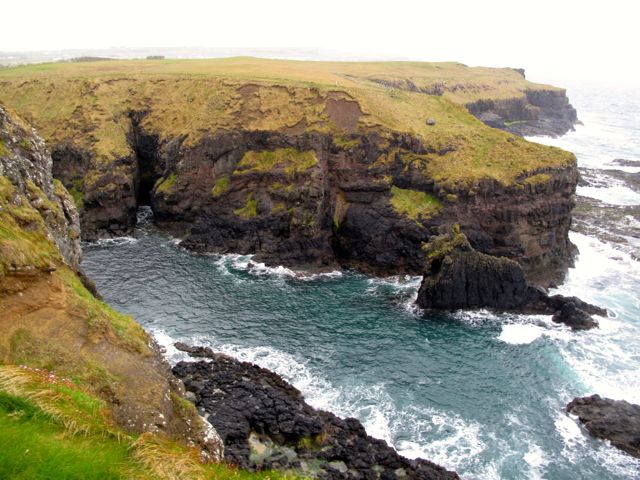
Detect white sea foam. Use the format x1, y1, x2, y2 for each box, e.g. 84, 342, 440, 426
555, 412, 587, 463
523, 443, 548, 480
366, 274, 423, 315
84, 236, 138, 247
208, 253, 343, 281
498, 324, 545, 344
395, 408, 487, 473
150, 328, 487, 475
577, 185, 640, 206
555, 412, 640, 478
549, 232, 640, 402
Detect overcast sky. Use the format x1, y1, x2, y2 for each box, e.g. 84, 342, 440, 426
2, 0, 638, 86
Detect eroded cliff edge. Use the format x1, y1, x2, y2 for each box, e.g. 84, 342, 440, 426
0, 58, 579, 286
0, 104, 226, 476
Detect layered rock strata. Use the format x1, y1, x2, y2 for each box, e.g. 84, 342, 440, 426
466, 89, 578, 137
0, 104, 223, 459
0, 61, 581, 286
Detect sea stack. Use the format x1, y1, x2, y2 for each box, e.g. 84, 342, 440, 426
415, 225, 605, 328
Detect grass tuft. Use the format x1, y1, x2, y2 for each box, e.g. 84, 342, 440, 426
211, 175, 230, 198
235, 148, 318, 177
233, 193, 258, 219
390, 186, 442, 221
155, 173, 177, 196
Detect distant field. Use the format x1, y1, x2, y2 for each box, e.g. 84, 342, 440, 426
0, 56, 559, 103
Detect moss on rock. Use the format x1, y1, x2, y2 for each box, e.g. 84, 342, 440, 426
234, 193, 258, 219
235, 148, 318, 177
390, 186, 442, 221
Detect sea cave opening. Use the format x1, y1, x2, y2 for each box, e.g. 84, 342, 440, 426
130, 115, 163, 209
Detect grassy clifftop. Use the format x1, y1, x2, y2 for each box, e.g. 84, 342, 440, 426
0, 57, 574, 188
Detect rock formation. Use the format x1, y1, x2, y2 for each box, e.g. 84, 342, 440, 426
173, 343, 459, 480
415, 226, 605, 328
0, 58, 581, 286
466, 89, 578, 137
0, 104, 81, 271
567, 395, 640, 459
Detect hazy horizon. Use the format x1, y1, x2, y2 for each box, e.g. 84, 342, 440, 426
1, 0, 638, 88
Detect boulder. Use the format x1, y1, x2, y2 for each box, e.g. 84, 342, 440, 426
567, 395, 640, 459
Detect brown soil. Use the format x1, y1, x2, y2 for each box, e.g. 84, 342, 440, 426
324, 97, 362, 132
0, 270, 198, 440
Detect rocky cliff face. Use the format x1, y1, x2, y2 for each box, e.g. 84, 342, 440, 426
415, 226, 605, 329
466, 89, 578, 137
368, 71, 578, 138
0, 105, 81, 272
0, 104, 223, 460
49, 121, 578, 286
0, 62, 580, 287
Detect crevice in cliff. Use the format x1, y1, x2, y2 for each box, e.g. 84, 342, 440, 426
129, 112, 163, 207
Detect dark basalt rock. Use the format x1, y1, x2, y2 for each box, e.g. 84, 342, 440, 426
50, 115, 580, 287
172, 344, 459, 480
567, 395, 640, 459
610, 158, 640, 168
466, 89, 578, 137
416, 226, 606, 329
551, 301, 598, 330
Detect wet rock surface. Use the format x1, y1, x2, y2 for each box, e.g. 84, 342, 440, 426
172, 344, 459, 479
567, 395, 640, 459
416, 226, 605, 329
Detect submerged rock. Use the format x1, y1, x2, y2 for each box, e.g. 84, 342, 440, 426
416, 225, 605, 329
173, 344, 459, 479
567, 395, 640, 459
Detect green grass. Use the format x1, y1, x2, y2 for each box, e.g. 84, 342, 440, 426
522, 173, 552, 184
235, 149, 318, 176
234, 193, 258, 219
155, 173, 177, 196
56, 267, 149, 354
68, 179, 85, 209
0, 176, 61, 278
0, 400, 130, 480
0, 57, 574, 189
0, 138, 10, 157
0, 368, 300, 480
212, 175, 230, 198
422, 224, 469, 264
390, 186, 442, 221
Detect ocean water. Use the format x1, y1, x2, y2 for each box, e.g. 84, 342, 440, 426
82, 84, 640, 479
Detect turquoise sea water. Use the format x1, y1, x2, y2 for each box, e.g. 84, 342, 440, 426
82, 84, 640, 479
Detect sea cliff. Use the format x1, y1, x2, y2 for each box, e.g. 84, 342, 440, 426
0, 57, 579, 286
0, 101, 459, 478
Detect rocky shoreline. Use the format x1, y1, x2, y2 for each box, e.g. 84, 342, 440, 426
173, 343, 459, 479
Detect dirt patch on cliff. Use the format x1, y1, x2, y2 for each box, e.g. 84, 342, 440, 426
0, 270, 200, 441
324, 95, 362, 132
